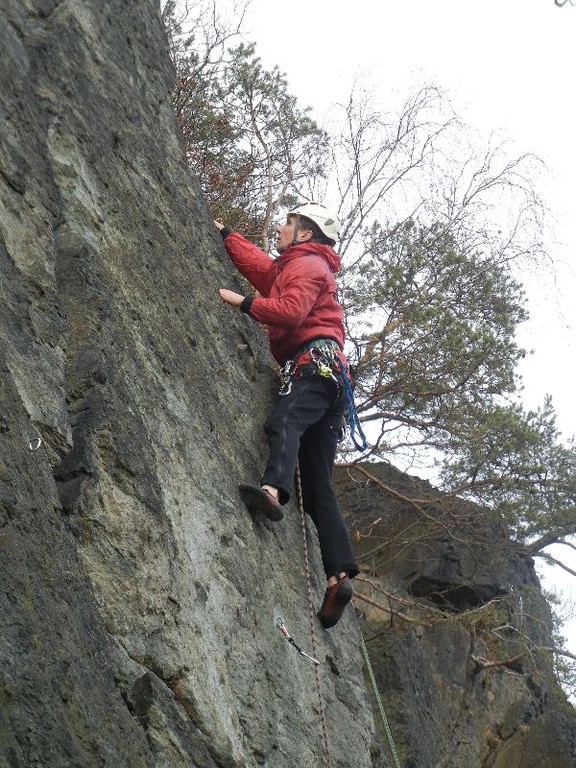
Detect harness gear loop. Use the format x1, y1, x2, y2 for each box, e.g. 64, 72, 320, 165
309, 345, 340, 390
295, 464, 332, 768
278, 360, 295, 396
276, 618, 320, 665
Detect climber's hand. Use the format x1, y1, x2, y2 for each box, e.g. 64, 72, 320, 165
214, 220, 225, 231
219, 289, 244, 307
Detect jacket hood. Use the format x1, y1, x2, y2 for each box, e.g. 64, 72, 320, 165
278, 242, 341, 273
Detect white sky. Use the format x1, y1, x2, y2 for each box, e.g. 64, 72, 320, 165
222, 0, 576, 669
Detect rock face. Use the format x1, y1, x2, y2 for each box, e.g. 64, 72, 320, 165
336, 462, 576, 767
0, 2, 376, 766
1, 2, 575, 767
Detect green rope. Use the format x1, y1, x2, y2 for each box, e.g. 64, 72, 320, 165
360, 634, 403, 768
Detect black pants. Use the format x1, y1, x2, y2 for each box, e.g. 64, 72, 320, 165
261, 370, 359, 580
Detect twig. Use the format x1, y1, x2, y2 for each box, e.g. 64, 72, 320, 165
535, 551, 576, 579
471, 653, 525, 671
353, 591, 430, 626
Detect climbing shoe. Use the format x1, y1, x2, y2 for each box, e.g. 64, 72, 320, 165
317, 576, 353, 629
239, 484, 284, 522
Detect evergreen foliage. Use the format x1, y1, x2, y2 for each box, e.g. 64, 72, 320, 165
163, 2, 327, 248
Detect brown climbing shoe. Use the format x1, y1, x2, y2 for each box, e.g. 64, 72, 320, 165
239, 484, 284, 522
317, 576, 353, 629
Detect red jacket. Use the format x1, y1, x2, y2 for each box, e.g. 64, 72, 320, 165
222, 231, 345, 364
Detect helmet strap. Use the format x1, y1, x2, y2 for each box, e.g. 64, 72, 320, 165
291, 214, 301, 246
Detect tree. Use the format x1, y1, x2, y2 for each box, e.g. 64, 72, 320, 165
214, 43, 329, 249
162, 1, 255, 231
322, 83, 546, 266
441, 400, 576, 557
328, 83, 462, 255
342, 218, 528, 459
162, 4, 328, 249
318, 84, 576, 564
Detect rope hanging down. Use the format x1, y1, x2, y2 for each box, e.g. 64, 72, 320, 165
288, 462, 401, 768
360, 634, 403, 768
295, 464, 333, 768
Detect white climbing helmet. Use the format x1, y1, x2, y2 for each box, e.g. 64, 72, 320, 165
289, 202, 341, 243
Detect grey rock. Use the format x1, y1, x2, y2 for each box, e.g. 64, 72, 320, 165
336, 461, 576, 767
1, 1, 377, 766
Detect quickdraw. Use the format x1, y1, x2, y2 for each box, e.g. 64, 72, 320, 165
276, 618, 320, 665
309, 345, 340, 390
278, 360, 295, 396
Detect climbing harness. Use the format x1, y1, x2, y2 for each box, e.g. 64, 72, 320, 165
279, 339, 340, 398
360, 634, 402, 768
276, 618, 320, 665
280, 338, 369, 452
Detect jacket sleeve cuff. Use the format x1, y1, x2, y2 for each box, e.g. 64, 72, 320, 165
240, 296, 253, 314
220, 226, 232, 239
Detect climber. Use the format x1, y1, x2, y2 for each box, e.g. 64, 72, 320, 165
215, 202, 359, 629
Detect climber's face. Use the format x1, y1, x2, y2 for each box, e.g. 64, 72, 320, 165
275, 215, 312, 253
275, 216, 297, 253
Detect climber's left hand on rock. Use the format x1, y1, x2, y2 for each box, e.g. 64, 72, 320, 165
219, 289, 244, 307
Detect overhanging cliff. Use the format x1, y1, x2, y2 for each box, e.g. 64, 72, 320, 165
1, 2, 575, 767
336, 462, 576, 767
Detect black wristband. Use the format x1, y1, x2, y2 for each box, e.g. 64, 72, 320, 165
240, 296, 253, 314
220, 226, 232, 239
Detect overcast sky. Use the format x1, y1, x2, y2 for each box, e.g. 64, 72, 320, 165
219, 0, 576, 667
